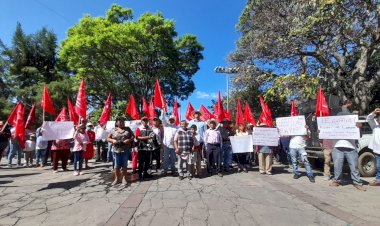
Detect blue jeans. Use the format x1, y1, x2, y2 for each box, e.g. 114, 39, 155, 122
73, 151, 84, 171
375, 153, 380, 182
96, 140, 105, 161
332, 147, 361, 185
35, 149, 46, 165
163, 147, 177, 173
289, 148, 314, 177
113, 150, 130, 169
221, 143, 232, 169
107, 142, 113, 161
8, 142, 22, 166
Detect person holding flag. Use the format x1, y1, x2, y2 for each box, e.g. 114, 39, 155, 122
161, 113, 178, 176
188, 110, 207, 161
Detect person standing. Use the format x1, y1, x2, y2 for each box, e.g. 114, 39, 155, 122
188, 110, 207, 158
72, 124, 90, 176
0, 121, 11, 163
151, 117, 162, 172
35, 126, 48, 167
174, 120, 196, 180
235, 123, 249, 173
161, 115, 178, 176
256, 122, 274, 175
289, 126, 315, 183
329, 100, 366, 191
136, 117, 154, 180
218, 119, 234, 172
190, 125, 203, 177
204, 119, 223, 177
322, 139, 335, 180
367, 108, 380, 186
8, 127, 22, 167
24, 125, 36, 167
84, 123, 95, 169
107, 118, 134, 186
94, 122, 106, 162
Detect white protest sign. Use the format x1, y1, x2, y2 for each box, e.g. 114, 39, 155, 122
317, 115, 360, 139
41, 121, 74, 140
252, 127, 279, 146
230, 135, 254, 153
276, 116, 307, 136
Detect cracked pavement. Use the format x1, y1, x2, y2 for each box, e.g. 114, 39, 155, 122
0, 160, 379, 226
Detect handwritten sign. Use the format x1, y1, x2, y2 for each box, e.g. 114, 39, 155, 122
41, 121, 74, 140
317, 115, 360, 139
276, 116, 307, 136
252, 127, 279, 146
230, 135, 254, 153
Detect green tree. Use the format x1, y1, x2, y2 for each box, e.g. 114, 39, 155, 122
231, 0, 380, 113
59, 4, 204, 110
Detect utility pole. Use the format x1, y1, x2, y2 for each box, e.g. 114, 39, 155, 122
214, 66, 239, 110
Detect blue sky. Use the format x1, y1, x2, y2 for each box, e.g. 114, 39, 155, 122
0, 0, 247, 119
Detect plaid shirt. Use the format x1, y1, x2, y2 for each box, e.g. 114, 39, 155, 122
175, 129, 194, 153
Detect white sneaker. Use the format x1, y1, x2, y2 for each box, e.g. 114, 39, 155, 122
73, 171, 79, 176
53, 170, 58, 173
79, 171, 84, 175
323, 176, 331, 181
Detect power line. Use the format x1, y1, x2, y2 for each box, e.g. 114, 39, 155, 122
33, 0, 71, 24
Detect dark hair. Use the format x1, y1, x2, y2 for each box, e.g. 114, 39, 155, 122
115, 117, 125, 128
343, 100, 352, 105
190, 124, 197, 130
180, 120, 187, 124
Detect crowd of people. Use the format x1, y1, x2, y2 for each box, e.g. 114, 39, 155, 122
0, 102, 379, 191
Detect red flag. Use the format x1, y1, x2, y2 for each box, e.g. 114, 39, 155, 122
6, 102, 22, 127
224, 110, 231, 120
215, 91, 225, 122
99, 93, 112, 125
55, 107, 68, 121
25, 102, 36, 128
291, 100, 298, 116
173, 99, 180, 126
235, 99, 245, 127
126, 95, 139, 120
148, 97, 157, 119
14, 103, 25, 149
142, 97, 149, 116
244, 101, 257, 126
259, 96, 273, 127
315, 86, 330, 117
186, 103, 195, 121
75, 79, 87, 120
154, 79, 168, 112
41, 84, 56, 115
68, 98, 79, 126
200, 105, 214, 121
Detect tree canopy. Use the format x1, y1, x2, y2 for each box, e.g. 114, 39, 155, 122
230, 0, 380, 113
59, 4, 204, 109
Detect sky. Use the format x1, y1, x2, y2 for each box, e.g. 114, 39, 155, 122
0, 0, 247, 119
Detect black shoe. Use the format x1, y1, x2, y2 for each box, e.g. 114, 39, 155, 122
179, 176, 184, 180
188, 176, 192, 180
144, 173, 153, 178
293, 174, 301, 179
162, 172, 167, 177
308, 176, 315, 183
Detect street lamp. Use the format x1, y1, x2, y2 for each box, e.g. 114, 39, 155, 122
214, 66, 239, 109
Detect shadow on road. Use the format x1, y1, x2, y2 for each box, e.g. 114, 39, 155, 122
38, 179, 90, 191
0, 172, 40, 179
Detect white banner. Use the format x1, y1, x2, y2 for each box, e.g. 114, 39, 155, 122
252, 127, 279, 146
41, 121, 74, 141
317, 115, 360, 139
276, 116, 307, 136
230, 135, 253, 153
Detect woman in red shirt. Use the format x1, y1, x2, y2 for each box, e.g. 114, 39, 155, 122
84, 123, 95, 169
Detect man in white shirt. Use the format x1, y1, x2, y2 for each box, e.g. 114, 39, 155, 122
94, 122, 106, 162
204, 119, 223, 177
367, 108, 380, 186
161, 115, 178, 176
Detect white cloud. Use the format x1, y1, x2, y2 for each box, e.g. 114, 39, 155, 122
196, 91, 218, 99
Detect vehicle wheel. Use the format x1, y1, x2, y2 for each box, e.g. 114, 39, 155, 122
358, 152, 376, 177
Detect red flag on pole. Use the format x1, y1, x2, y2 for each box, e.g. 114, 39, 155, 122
259, 96, 273, 127
215, 91, 225, 122
224, 110, 231, 120
244, 101, 257, 126
55, 107, 68, 121
200, 105, 214, 121
235, 99, 245, 127
6, 102, 22, 127
99, 92, 112, 125
185, 103, 195, 121
154, 79, 168, 112
41, 84, 56, 115
75, 79, 87, 120
126, 95, 140, 120
25, 102, 36, 128
15, 103, 25, 149
315, 86, 330, 117
291, 100, 298, 116
142, 97, 149, 116
148, 97, 157, 119
68, 98, 79, 125
173, 99, 180, 126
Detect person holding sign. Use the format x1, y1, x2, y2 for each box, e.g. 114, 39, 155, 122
367, 108, 380, 186
72, 124, 90, 176
289, 126, 315, 183
235, 123, 249, 173
329, 102, 366, 191
204, 119, 223, 177
256, 122, 274, 175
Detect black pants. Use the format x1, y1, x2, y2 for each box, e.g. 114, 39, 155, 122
235, 153, 248, 168
138, 150, 151, 176
95, 140, 105, 161
153, 148, 161, 169
0, 142, 8, 162
206, 144, 221, 173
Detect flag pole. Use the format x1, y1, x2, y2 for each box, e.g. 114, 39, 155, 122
0, 121, 8, 132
